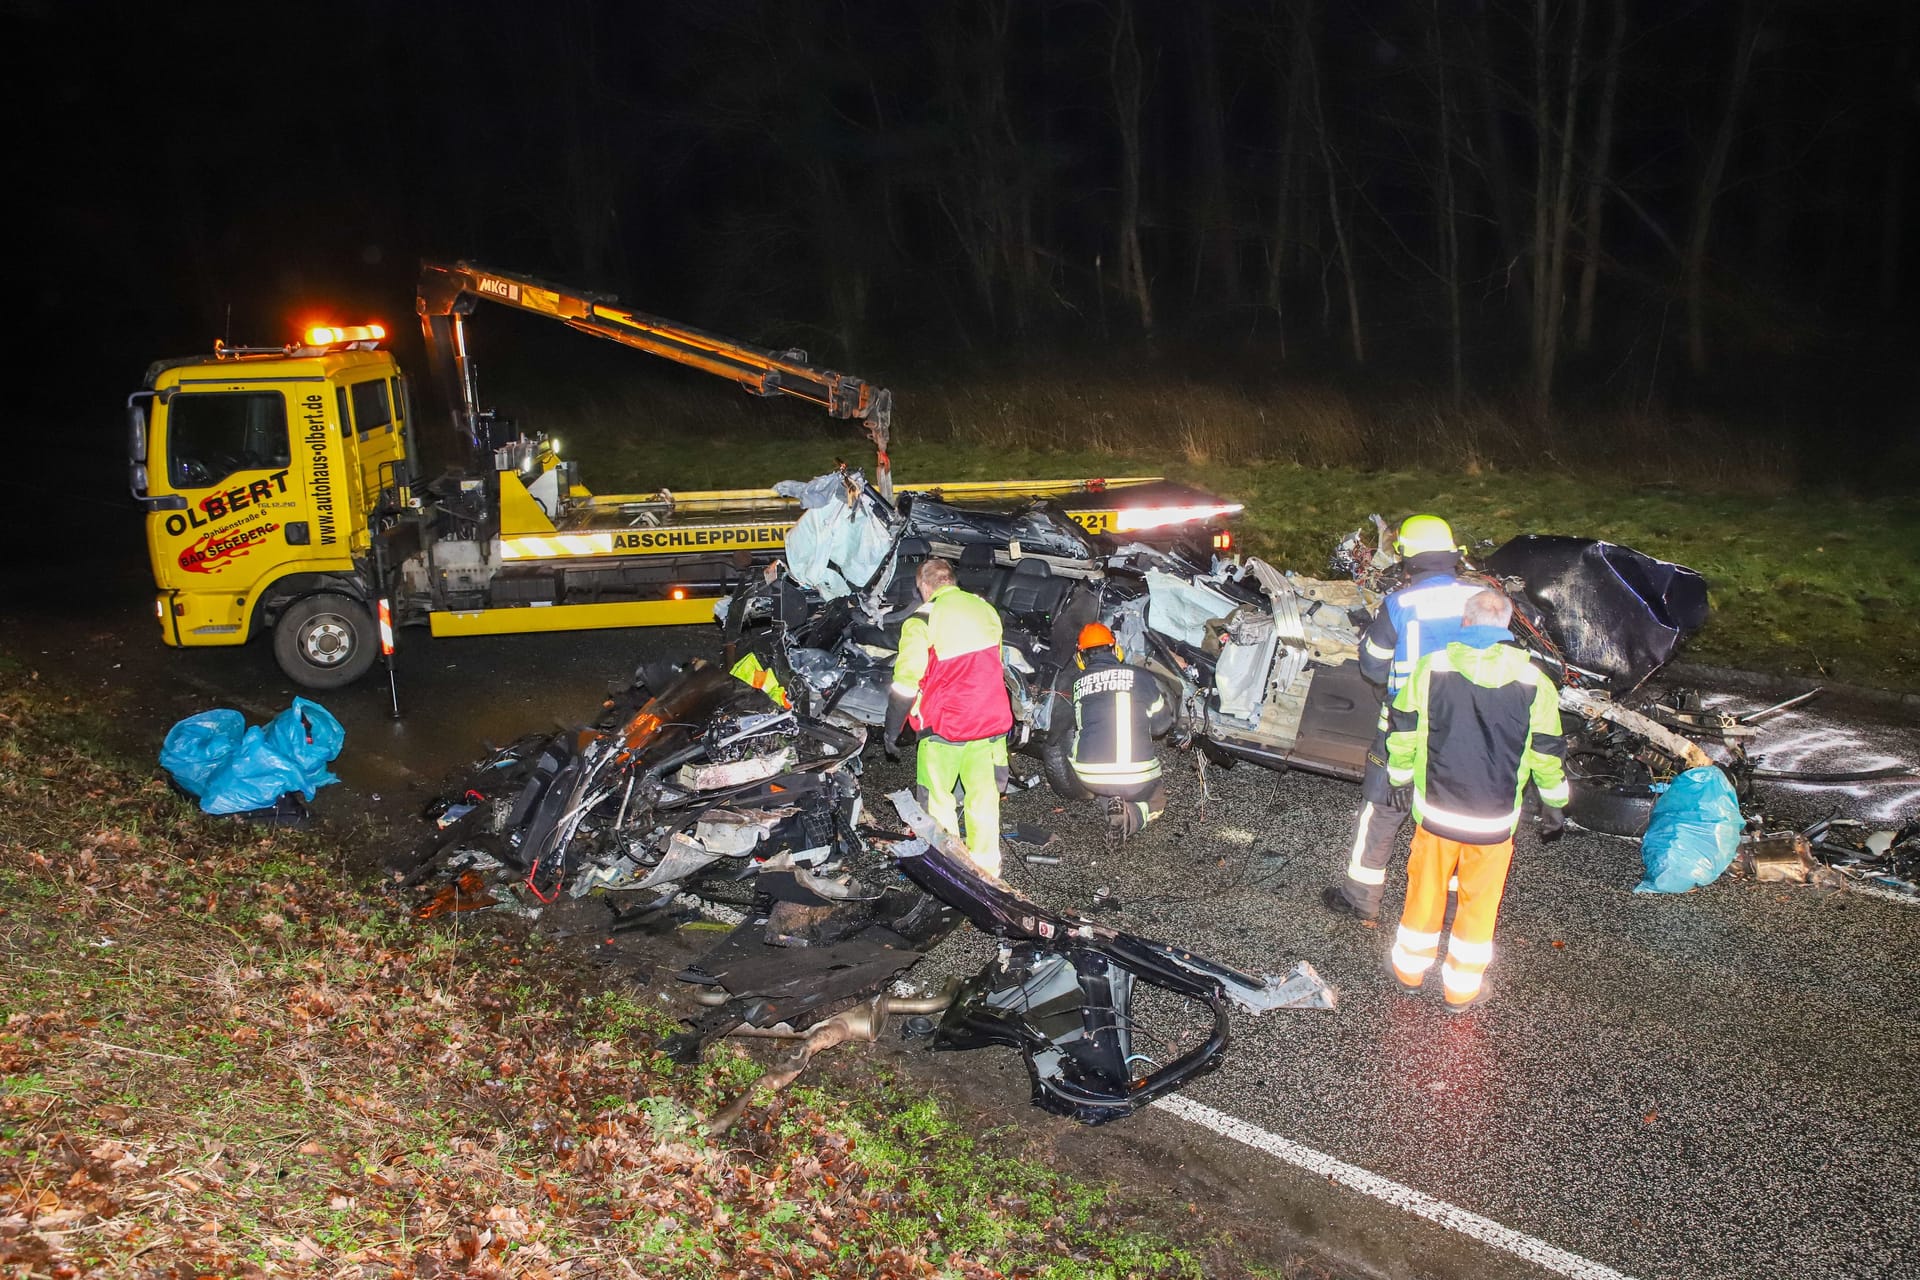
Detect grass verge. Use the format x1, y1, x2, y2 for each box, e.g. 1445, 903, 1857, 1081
0, 668, 1291, 1279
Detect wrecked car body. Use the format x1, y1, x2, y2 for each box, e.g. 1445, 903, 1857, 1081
1108, 529, 1752, 836
405, 660, 1335, 1126
742, 489, 1779, 837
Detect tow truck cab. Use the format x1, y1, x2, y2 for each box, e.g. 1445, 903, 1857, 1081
129, 332, 408, 661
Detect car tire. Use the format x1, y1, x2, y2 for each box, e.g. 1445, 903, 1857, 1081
273, 593, 378, 690
1565, 776, 1658, 838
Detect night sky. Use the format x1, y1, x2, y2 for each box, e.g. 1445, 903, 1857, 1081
9, 0, 1917, 522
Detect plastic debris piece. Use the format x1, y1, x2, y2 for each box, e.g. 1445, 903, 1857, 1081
434, 802, 477, 829
415, 870, 498, 919
676, 748, 794, 791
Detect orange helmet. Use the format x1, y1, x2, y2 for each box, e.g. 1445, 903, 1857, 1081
1077, 622, 1117, 651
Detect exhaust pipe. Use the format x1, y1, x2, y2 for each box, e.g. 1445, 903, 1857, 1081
691, 985, 954, 1020
696, 985, 956, 1136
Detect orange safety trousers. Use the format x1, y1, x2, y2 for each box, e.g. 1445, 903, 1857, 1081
1390, 826, 1514, 1006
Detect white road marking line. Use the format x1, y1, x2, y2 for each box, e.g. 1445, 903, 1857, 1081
1844, 881, 1920, 908
1155, 1095, 1642, 1280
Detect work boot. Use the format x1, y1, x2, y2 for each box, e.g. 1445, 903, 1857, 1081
1101, 799, 1127, 854
1320, 885, 1378, 922
1444, 983, 1492, 1016
1383, 955, 1423, 997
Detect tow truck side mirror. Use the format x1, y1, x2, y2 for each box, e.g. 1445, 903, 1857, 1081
127, 400, 150, 498
126, 395, 184, 510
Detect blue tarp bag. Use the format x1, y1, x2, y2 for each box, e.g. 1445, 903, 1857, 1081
1635, 766, 1743, 894
158, 709, 246, 798
202, 727, 311, 815
266, 698, 344, 782
160, 700, 344, 815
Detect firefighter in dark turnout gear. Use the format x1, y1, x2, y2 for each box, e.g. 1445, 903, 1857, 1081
1325, 514, 1484, 920
1068, 623, 1173, 847
1385, 589, 1568, 1010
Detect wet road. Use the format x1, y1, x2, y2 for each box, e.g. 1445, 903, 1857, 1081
8, 568, 1918, 1280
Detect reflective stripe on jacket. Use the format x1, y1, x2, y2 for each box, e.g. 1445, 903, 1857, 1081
1385, 627, 1569, 844
1069, 649, 1171, 789
891, 585, 1013, 743
1359, 557, 1482, 695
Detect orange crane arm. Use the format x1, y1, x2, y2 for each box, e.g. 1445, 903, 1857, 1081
417, 260, 893, 500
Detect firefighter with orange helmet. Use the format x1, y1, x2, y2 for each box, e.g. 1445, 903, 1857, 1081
1068, 621, 1174, 848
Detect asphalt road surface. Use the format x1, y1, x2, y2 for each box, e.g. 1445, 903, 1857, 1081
8, 568, 1918, 1280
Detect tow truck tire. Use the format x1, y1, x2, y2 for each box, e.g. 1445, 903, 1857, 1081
273, 594, 378, 690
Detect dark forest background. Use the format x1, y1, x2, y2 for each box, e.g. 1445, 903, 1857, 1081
9, 0, 1919, 489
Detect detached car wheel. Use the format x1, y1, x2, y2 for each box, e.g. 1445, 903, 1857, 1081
273, 593, 378, 690
1563, 746, 1661, 838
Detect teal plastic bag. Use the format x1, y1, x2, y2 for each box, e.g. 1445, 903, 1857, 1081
202, 727, 312, 815
158, 709, 246, 798
161, 700, 344, 815
266, 698, 344, 782
1634, 766, 1742, 893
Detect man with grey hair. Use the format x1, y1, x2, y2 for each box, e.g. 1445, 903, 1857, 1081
1324, 514, 1479, 921
1381, 586, 1569, 1012
1462, 587, 1514, 629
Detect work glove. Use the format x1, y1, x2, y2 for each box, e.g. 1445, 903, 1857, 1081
881, 696, 911, 762
1538, 804, 1567, 843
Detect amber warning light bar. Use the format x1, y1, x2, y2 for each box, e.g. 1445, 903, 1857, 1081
305, 323, 387, 347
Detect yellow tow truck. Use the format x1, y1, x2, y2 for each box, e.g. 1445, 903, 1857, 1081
129, 262, 1238, 689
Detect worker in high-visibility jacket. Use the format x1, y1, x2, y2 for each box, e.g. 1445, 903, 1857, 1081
1324, 514, 1484, 921
1384, 589, 1568, 1012
883, 558, 1014, 877
1068, 622, 1173, 848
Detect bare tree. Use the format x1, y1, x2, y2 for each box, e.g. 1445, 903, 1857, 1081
1469, 5, 1529, 320
1264, 2, 1313, 354
1531, 0, 1588, 413
1684, 0, 1760, 376
933, 1, 1044, 339
1109, 0, 1155, 337
1432, 0, 1466, 406
1574, 0, 1626, 351
1880, 6, 1918, 314
1186, 6, 1237, 309
1307, 30, 1363, 364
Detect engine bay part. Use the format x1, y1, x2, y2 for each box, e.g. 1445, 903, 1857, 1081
404, 661, 872, 917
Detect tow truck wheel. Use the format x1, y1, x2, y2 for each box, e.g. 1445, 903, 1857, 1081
273, 594, 378, 690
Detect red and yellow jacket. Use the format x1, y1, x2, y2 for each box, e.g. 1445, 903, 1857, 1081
887, 585, 1013, 743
